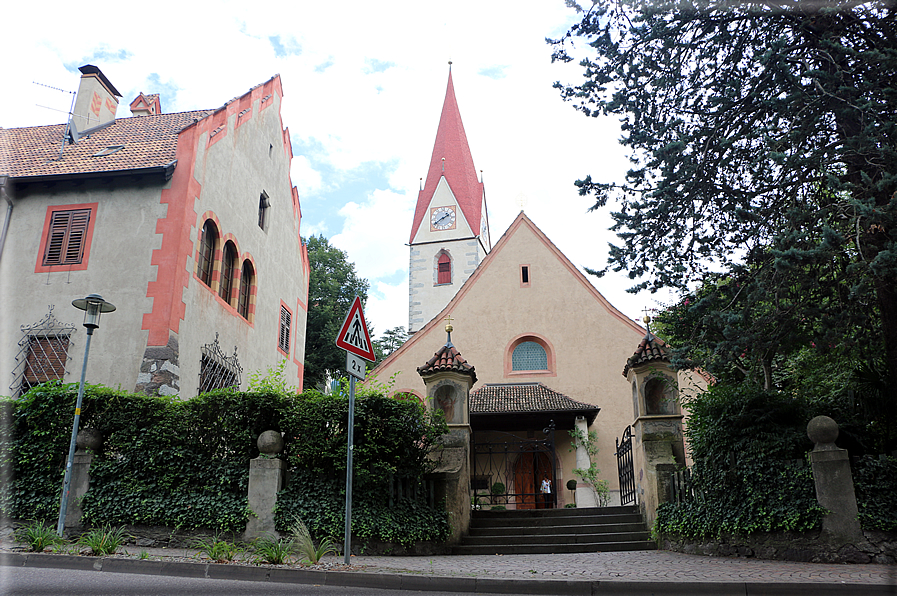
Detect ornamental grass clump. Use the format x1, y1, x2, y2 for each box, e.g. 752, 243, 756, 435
15, 520, 64, 553
252, 535, 294, 565
192, 535, 243, 563
77, 524, 127, 556
289, 516, 337, 565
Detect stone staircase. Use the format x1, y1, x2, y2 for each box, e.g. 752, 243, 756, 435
452, 505, 655, 555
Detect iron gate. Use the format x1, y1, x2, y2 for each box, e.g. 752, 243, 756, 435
471, 421, 557, 509
616, 425, 636, 506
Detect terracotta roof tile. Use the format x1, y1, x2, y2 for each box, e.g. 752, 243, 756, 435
470, 383, 598, 415
417, 343, 477, 382
622, 334, 669, 376
0, 110, 211, 180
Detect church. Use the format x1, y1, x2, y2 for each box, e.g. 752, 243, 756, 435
372, 68, 694, 511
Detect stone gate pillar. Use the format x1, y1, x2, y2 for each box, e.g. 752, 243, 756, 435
65, 428, 102, 531
623, 320, 685, 527
417, 320, 477, 543
807, 416, 864, 545
244, 430, 286, 540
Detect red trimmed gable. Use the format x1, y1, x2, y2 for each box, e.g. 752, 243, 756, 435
410, 69, 484, 243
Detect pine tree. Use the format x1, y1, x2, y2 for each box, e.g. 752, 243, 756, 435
551, 0, 897, 395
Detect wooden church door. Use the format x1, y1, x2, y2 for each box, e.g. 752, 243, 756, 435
514, 450, 552, 510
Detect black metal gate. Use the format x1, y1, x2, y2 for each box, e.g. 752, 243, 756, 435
471, 422, 557, 509
616, 425, 636, 506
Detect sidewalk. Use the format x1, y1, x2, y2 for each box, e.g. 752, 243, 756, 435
2, 545, 896, 595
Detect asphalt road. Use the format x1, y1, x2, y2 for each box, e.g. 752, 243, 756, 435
1, 566, 510, 596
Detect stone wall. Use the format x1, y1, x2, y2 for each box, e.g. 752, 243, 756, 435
662, 529, 897, 564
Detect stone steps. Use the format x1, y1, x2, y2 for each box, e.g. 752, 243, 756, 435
453, 505, 656, 555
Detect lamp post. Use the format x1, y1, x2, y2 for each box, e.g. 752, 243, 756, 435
57, 294, 116, 536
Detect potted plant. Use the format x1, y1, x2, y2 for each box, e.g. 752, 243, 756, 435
490, 481, 506, 504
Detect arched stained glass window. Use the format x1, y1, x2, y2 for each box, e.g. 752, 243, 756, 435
512, 341, 548, 371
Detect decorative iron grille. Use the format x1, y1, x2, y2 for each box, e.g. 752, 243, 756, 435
471, 422, 557, 509
10, 305, 76, 397
616, 425, 636, 506
198, 333, 242, 394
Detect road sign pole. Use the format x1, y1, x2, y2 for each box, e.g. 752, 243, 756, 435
343, 375, 356, 565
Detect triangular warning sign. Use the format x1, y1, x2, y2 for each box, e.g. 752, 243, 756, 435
335, 296, 376, 362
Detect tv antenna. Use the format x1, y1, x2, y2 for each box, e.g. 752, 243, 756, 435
33, 81, 78, 160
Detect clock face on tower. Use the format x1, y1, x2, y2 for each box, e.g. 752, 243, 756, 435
430, 206, 456, 230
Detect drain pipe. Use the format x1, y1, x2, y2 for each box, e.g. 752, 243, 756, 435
0, 175, 13, 267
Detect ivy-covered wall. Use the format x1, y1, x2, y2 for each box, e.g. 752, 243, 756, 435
0, 382, 449, 546
653, 384, 897, 563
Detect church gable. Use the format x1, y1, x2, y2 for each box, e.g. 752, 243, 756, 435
378, 212, 645, 399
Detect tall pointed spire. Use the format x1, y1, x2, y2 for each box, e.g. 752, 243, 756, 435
409, 67, 484, 243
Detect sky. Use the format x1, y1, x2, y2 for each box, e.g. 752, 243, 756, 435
4, 1, 676, 340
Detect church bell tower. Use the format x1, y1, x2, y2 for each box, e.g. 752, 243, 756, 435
408, 65, 491, 333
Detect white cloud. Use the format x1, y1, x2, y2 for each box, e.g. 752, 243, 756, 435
7, 0, 674, 333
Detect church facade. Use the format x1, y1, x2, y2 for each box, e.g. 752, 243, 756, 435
373, 69, 694, 509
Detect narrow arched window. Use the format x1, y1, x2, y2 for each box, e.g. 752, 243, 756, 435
219, 241, 237, 303
437, 252, 451, 285
198, 220, 217, 287
238, 260, 254, 320
512, 341, 548, 371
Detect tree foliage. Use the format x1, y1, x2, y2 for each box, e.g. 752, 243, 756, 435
303, 235, 370, 390
373, 326, 409, 365
550, 0, 897, 396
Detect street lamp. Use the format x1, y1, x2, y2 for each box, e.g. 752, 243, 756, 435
57, 294, 116, 536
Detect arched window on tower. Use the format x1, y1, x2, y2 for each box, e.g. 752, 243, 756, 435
436, 251, 452, 285
198, 220, 218, 288
219, 241, 237, 304
238, 259, 254, 321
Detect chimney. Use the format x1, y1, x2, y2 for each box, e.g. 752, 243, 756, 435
72, 65, 121, 129
129, 92, 162, 117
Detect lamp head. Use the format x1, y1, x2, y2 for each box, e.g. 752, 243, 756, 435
72, 294, 116, 330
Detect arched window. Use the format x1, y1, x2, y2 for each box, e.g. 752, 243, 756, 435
437, 251, 451, 285
512, 341, 548, 371
238, 259, 254, 320
198, 220, 218, 287
219, 241, 237, 303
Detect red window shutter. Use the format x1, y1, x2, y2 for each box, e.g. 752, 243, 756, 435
437, 254, 451, 284
43, 209, 90, 266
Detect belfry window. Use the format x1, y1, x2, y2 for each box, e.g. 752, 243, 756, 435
437, 252, 451, 285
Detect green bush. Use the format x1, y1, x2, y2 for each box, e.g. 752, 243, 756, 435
853, 455, 897, 531
3, 382, 449, 543
654, 384, 824, 539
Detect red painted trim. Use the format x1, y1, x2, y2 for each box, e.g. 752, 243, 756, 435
503, 333, 557, 378
142, 117, 204, 346
34, 202, 98, 273
293, 296, 304, 383
207, 109, 229, 148
278, 299, 293, 358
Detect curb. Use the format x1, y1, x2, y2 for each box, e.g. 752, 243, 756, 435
2, 552, 894, 595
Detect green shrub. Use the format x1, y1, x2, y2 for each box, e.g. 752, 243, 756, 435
193, 535, 243, 562
15, 520, 64, 552
853, 455, 897, 531
77, 524, 127, 555
252, 535, 293, 565
3, 383, 449, 546
290, 516, 337, 564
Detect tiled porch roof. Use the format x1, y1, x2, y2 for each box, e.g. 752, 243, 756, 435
471, 382, 598, 415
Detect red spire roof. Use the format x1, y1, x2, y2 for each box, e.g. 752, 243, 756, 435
410, 69, 484, 243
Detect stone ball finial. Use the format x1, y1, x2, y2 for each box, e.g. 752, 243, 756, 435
807, 415, 839, 450
257, 430, 284, 455
76, 428, 103, 452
